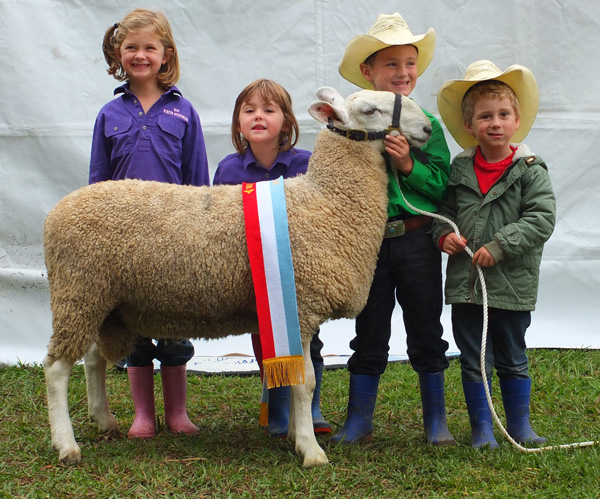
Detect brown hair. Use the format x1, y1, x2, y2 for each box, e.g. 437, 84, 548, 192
462, 80, 520, 125
231, 79, 300, 154
102, 9, 179, 91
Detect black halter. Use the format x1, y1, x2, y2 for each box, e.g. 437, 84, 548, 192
326, 93, 403, 142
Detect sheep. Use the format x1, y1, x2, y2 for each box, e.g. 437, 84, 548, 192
43, 86, 432, 468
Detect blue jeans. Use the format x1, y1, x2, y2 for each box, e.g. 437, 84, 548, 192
451, 303, 531, 383
126, 337, 195, 367
348, 222, 449, 376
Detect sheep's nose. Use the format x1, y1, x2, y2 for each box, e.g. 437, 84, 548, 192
424, 125, 432, 135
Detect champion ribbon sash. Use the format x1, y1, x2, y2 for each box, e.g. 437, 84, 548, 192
243, 178, 305, 393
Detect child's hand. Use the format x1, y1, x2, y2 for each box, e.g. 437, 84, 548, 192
384, 134, 414, 175
472, 247, 496, 267
441, 233, 467, 255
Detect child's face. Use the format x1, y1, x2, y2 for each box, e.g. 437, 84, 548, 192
465, 96, 520, 156
237, 95, 285, 150
116, 29, 170, 86
360, 45, 418, 96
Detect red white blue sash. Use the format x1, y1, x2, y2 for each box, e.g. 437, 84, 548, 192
242, 178, 305, 396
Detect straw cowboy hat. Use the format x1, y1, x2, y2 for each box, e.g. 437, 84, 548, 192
339, 13, 436, 89
437, 60, 539, 149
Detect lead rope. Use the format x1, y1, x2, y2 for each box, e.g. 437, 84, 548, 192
391, 164, 597, 452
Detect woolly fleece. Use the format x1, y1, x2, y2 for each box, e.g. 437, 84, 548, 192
44, 131, 388, 364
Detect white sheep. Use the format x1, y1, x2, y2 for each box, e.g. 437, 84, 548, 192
43, 87, 432, 467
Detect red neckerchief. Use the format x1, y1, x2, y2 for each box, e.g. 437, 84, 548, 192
474, 146, 517, 194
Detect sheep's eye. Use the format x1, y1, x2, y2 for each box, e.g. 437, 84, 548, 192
363, 108, 377, 116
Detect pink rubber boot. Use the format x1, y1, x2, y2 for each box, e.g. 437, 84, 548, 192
127, 366, 156, 438
161, 365, 199, 435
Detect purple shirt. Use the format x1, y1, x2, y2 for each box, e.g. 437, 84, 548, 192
89, 84, 210, 187
213, 147, 311, 185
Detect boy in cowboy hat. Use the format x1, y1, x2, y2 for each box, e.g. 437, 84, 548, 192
433, 60, 556, 448
332, 13, 455, 447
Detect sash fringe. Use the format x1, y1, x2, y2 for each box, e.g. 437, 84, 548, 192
259, 402, 269, 427
263, 355, 305, 389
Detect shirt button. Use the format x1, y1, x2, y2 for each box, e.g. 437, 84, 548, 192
139, 111, 143, 116
113, 127, 118, 131
134, 99, 138, 104
143, 125, 147, 130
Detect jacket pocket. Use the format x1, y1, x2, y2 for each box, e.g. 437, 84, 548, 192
502, 263, 537, 307
156, 114, 186, 167
104, 116, 133, 157
158, 114, 186, 140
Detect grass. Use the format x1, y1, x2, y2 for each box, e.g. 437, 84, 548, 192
1, 349, 600, 498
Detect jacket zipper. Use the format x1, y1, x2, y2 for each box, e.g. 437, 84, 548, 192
467, 194, 485, 303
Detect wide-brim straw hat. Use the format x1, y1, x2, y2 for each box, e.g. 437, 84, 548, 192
437, 60, 539, 149
339, 13, 436, 89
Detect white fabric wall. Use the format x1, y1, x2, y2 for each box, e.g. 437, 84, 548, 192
1, 0, 599, 366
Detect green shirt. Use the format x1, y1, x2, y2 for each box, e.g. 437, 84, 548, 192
386, 108, 450, 218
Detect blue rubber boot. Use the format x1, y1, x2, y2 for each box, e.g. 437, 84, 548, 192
267, 386, 290, 438
500, 378, 547, 445
311, 362, 332, 434
419, 372, 456, 446
330, 374, 380, 446
463, 381, 499, 449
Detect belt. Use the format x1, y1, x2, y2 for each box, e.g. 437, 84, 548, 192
383, 215, 432, 238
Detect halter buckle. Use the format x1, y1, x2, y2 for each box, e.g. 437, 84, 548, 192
346, 129, 369, 141
385, 125, 403, 137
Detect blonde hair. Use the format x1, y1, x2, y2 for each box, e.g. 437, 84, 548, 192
102, 9, 179, 91
462, 80, 520, 125
231, 79, 300, 155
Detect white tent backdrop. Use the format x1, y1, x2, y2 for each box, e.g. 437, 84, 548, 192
1, 1, 599, 369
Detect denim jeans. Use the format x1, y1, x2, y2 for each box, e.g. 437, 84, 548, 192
348, 222, 449, 376
451, 303, 531, 383
126, 337, 195, 367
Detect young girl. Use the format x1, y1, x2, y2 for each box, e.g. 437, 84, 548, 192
213, 79, 331, 437
90, 8, 209, 439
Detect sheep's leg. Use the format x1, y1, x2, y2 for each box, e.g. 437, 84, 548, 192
83, 343, 118, 433
43, 353, 81, 464
289, 338, 328, 467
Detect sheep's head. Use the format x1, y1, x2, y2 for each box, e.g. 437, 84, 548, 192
308, 87, 432, 152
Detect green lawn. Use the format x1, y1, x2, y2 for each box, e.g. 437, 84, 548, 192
1, 349, 599, 498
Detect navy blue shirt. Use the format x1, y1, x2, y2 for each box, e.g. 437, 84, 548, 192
214, 147, 311, 185
90, 84, 210, 187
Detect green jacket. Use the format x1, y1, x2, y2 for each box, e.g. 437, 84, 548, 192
431, 144, 556, 311
387, 108, 450, 217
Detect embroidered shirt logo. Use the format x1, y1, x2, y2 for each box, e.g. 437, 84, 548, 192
163, 108, 189, 123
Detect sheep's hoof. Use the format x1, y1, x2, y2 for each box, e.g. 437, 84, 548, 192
92, 414, 119, 434
302, 448, 329, 468
57, 446, 82, 465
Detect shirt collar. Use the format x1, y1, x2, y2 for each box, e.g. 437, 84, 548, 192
114, 83, 182, 98
242, 147, 294, 171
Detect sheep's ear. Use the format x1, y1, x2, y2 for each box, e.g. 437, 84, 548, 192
315, 87, 345, 107
308, 101, 349, 126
